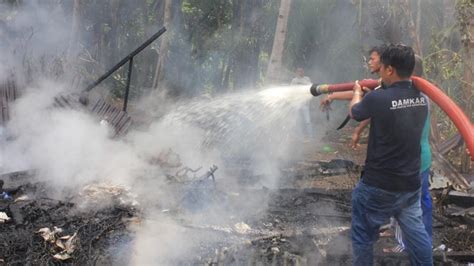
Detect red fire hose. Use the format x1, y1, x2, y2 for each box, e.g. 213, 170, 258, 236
310, 77, 474, 160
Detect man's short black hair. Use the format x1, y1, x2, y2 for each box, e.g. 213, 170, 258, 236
369, 44, 387, 55
380, 44, 415, 78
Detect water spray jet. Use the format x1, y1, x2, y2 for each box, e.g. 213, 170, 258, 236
309, 77, 474, 160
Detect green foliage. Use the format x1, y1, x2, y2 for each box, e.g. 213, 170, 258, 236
423, 0, 472, 138
456, 0, 474, 44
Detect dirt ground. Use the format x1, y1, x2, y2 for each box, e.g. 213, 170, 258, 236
289, 125, 474, 265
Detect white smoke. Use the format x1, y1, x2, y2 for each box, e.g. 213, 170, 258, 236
0, 1, 74, 83
2, 81, 143, 189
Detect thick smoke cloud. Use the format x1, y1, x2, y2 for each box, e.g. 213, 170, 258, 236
0, 1, 74, 84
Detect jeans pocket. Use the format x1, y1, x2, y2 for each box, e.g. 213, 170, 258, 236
365, 186, 397, 211
352, 182, 371, 204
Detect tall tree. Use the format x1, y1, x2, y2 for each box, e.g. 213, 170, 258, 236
398, 0, 422, 55
67, 0, 81, 65
232, 0, 264, 90
266, 0, 292, 84
457, 0, 473, 172
107, 0, 121, 67
152, 0, 172, 89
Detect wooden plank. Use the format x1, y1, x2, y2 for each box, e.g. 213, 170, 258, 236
95, 100, 108, 116
431, 151, 471, 191
89, 98, 132, 137
0, 77, 18, 125
53, 96, 66, 108
0, 97, 7, 125
91, 98, 101, 113
115, 116, 132, 136
109, 109, 123, 125
52, 94, 85, 110
51, 94, 133, 138
113, 114, 128, 134
439, 133, 464, 155
448, 190, 474, 207
99, 101, 110, 116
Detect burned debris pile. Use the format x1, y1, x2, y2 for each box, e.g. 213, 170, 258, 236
1, 200, 134, 264
0, 172, 136, 264
0, 149, 222, 264
432, 188, 474, 253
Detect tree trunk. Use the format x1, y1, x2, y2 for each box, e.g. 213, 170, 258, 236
415, 0, 422, 56
152, 0, 172, 90
460, 15, 473, 173
430, 0, 456, 146
232, 0, 263, 90
222, 56, 232, 91
400, 0, 422, 55
108, 0, 121, 65
67, 0, 81, 64
266, 0, 292, 84
442, 0, 455, 30
226, 0, 241, 91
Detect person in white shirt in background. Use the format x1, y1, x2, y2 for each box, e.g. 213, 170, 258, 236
291, 67, 311, 85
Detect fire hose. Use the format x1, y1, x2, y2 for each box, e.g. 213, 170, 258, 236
309, 76, 474, 161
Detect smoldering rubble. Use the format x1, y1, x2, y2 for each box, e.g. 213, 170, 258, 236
1, 139, 473, 265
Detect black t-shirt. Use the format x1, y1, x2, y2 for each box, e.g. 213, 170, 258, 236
351, 80, 428, 191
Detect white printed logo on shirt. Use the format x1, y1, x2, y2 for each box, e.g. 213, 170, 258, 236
390, 97, 427, 110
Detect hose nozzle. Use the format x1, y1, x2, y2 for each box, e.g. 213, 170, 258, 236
310, 84, 320, 96
310, 83, 329, 97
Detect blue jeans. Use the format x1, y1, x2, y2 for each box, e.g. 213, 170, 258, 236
394, 168, 433, 248
351, 182, 433, 266
420, 169, 432, 242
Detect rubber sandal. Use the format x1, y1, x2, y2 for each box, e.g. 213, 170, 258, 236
383, 245, 405, 253
379, 230, 394, 237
